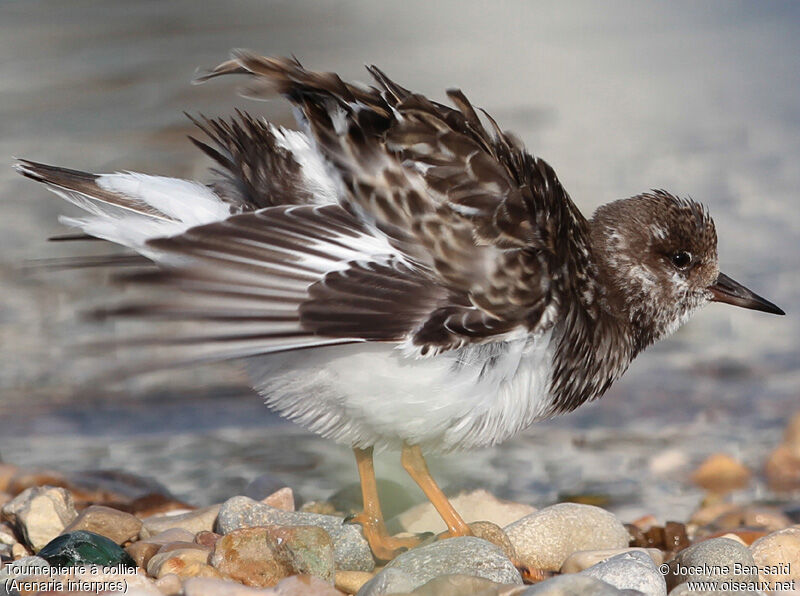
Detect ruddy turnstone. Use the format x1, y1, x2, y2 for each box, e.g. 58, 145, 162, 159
16, 51, 784, 559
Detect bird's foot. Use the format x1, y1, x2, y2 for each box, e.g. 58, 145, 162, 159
345, 512, 429, 561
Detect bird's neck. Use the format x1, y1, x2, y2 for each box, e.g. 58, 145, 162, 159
547, 304, 636, 415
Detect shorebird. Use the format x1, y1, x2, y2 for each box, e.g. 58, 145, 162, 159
16, 51, 784, 560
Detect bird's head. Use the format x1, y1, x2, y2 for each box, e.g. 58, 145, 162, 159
589, 190, 783, 349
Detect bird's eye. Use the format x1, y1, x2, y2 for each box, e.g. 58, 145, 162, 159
670, 251, 692, 269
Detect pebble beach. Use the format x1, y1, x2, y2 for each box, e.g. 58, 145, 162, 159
0, 413, 799, 595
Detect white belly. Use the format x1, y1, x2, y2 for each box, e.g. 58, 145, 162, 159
246, 330, 555, 452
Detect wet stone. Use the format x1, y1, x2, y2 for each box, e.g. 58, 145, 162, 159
37, 530, 136, 568
217, 496, 373, 572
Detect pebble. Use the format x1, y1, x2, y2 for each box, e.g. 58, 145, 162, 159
183, 577, 274, 596
365, 536, 522, 594
627, 522, 689, 555
690, 453, 750, 494
0, 522, 18, 546
196, 531, 222, 548
334, 570, 374, 594
560, 548, 663, 573
504, 503, 630, 571
60, 504, 143, 545
462, 521, 517, 562
395, 489, 535, 535
210, 527, 293, 587
579, 550, 666, 596
155, 573, 184, 595
66, 565, 161, 594
217, 496, 373, 572
274, 574, 345, 595
398, 574, 518, 596
211, 525, 334, 587
11, 542, 30, 559
665, 537, 757, 591
764, 444, 800, 492
147, 547, 212, 578
0, 555, 50, 580
37, 530, 137, 568
519, 574, 631, 595
262, 487, 295, 511
1, 486, 77, 552
126, 528, 197, 568
356, 568, 418, 596
140, 504, 221, 539
750, 526, 800, 590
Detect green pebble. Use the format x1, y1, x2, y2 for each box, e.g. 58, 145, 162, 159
37, 531, 136, 569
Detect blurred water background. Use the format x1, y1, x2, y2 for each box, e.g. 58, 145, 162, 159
0, 0, 798, 521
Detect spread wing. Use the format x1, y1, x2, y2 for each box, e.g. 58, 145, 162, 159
193, 51, 597, 354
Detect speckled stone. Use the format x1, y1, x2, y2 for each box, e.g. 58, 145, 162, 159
1, 486, 77, 552
580, 550, 666, 596
666, 537, 757, 591
504, 503, 630, 571
217, 496, 373, 572
365, 537, 522, 594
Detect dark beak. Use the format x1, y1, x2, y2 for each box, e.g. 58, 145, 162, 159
708, 272, 785, 315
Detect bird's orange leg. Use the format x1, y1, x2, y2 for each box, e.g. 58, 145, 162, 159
400, 443, 472, 537
349, 447, 422, 560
